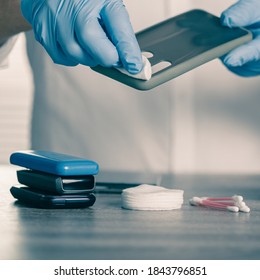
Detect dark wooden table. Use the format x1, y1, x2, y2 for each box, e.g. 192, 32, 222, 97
1, 166, 259, 260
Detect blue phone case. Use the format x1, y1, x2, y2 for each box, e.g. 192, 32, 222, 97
10, 150, 99, 176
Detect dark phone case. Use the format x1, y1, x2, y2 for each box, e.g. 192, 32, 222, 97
92, 9, 252, 91
10, 186, 96, 209
17, 169, 95, 194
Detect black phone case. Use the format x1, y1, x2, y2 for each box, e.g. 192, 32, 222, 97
10, 186, 96, 209
17, 170, 95, 194
92, 9, 252, 90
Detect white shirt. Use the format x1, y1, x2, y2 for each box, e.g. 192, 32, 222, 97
0, 37, 17, 68
26, 0, 178, 173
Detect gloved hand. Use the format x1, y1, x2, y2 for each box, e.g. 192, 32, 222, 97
221, 0, 260, 77
21, 0, 143, 73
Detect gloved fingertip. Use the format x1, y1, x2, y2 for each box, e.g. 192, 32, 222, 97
223, 55, 243, 67
126, 62, 144, 74
113, 61, 123, 68
220, 12, 233, 28
97, 49, 120, 68
123, 53, 144, 74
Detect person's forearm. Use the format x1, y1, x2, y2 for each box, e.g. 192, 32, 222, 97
0, 0, 31, 45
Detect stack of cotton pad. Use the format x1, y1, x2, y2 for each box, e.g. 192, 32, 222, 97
121, 184, 184, 211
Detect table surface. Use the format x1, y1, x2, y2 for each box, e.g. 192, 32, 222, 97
0, 166, 260, 260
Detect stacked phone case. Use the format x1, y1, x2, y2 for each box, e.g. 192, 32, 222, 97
92, 9, 252, 90
9, 150, 99, 209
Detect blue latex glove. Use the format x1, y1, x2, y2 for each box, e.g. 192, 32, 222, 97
221, 0, 260, 77
21, 0, 143, 73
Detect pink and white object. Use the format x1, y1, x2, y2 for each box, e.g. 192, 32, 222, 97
189, 195, 250, 213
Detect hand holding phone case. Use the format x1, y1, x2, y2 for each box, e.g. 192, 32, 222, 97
92, 9, 252, 90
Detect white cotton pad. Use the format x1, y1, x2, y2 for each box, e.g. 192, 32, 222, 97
121, 184, 184, 211
115, 55, 152, 81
